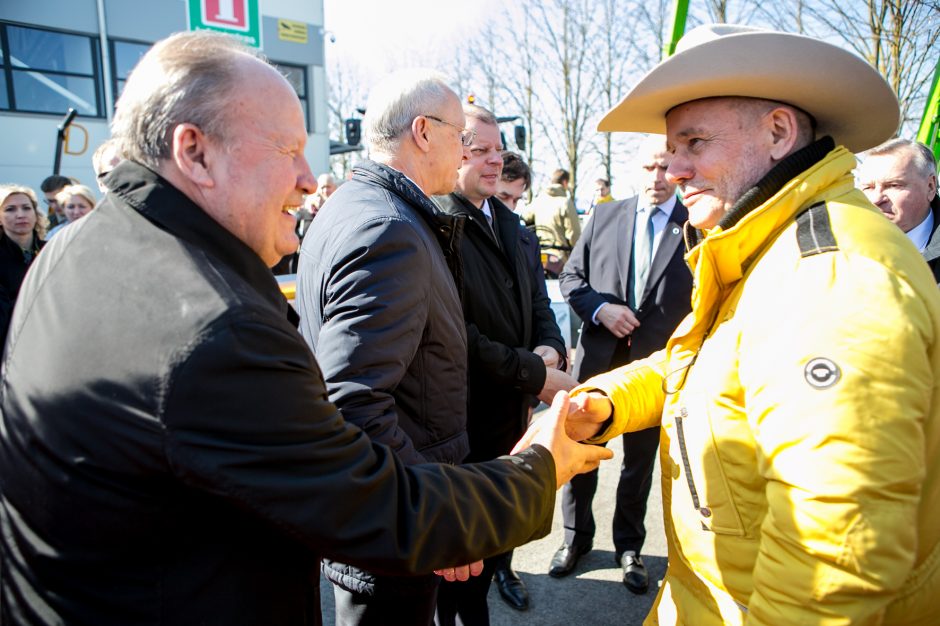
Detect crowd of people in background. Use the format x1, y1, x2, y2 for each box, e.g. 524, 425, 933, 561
1, 20, 939, 626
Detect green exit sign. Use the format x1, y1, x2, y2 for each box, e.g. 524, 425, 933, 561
187, 0, 262, 49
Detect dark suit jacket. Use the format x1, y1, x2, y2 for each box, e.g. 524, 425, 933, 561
435, 193, 566, 461
922, 196, 940, 285
560, 197, 693, 381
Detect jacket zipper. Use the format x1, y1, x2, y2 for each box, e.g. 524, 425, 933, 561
674, 407, 704, 513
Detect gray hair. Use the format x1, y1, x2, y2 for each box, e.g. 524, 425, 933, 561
92, 138, 122, 177
865, 138, 937, 181
111, 31, 264, 169
363, 69, 457, 157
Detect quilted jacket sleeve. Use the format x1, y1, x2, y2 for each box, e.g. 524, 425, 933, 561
740, 253, 930, 625
308, 217, 431, 465
569, 350, 669, 443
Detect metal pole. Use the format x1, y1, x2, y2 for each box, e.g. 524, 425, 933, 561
53, 108, 78, 175
96, 0, 114, 124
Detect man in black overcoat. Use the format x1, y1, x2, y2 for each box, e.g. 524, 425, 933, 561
434, 105, 576, 623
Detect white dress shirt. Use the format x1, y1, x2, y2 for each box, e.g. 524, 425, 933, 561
906, 209, 933, 252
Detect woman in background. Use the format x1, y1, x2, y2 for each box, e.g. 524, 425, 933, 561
0, 184, 47, 347
46, 184, 96, 239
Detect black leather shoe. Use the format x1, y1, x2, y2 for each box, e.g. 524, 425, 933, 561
493, 565, 529, 611
619, 551, 649, 594
548, 542, 592, 578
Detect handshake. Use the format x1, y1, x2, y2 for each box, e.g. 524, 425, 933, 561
434, 389, 616, 583
513, 389, 615, 489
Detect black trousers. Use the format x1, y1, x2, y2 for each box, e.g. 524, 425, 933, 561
333, 575, 439, 626
559, 425, 660, 557
434, 552, 511, 626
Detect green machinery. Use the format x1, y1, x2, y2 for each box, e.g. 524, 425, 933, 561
917, 60, 940, 172
663, 0, 689, 60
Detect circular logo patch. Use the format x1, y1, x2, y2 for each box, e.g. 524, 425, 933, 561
804, 357, 841, 389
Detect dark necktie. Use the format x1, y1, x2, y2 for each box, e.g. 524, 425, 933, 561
483, 209, 500, 248
631, 206, 658, 308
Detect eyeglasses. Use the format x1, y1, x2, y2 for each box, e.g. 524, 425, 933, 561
424, 115, 476, 147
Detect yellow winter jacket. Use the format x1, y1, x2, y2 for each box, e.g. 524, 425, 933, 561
574, 145, 940, 625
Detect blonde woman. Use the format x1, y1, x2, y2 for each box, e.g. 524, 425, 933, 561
46, 184, 96, 239
0, 184, 48, 345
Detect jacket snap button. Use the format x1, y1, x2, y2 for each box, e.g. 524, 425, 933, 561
504, 279, 513, 288
520, 368, 529, 379
699, 507, 712, 518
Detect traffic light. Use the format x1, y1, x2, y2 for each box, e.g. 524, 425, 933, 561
514, 125, 526, 151
344, 118, 362, 146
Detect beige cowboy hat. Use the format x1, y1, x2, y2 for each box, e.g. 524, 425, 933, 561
598, 24, 900, 153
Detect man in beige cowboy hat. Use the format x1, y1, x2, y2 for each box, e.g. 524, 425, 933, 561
528, 23, 940, 625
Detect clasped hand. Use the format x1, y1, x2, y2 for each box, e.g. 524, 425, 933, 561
512, 391, 614, 488
434, 392, 614, 580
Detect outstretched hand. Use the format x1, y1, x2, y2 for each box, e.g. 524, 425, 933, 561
511, 391, 614, 488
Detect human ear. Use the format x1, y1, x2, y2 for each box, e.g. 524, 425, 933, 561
412, 116, 432, 154
171, 123, 216, 189
766, 107, 800, 161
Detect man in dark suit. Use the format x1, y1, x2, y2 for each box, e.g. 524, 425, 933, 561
434, 105, 575, 623
550, 136, 693, 594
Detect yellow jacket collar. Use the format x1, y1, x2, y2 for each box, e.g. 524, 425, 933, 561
686, 146, 857, 291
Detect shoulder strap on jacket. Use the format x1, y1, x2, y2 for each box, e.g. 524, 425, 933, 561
795, 201, 838, 258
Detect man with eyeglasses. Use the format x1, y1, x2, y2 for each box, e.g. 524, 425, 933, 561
295, 70, 481, 626
433, 105, 576, 622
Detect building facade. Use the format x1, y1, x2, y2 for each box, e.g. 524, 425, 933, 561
0, 0, 329, 193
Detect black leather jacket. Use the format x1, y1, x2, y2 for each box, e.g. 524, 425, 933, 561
0, 161, 556, 625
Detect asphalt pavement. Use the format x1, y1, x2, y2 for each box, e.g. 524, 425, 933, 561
319, 440, 667, 625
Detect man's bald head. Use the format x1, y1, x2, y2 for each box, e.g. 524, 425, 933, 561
111, 31, 264, 170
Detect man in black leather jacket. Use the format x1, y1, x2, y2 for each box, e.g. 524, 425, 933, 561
0, 33, 612, 626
